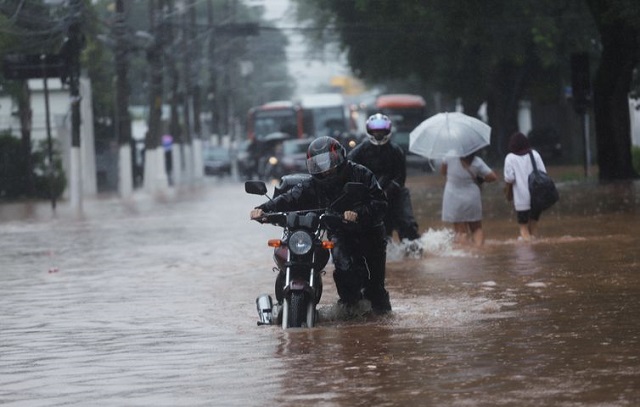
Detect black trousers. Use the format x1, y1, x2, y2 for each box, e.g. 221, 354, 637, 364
385, 186, 420, 241
331, 224, 389, 307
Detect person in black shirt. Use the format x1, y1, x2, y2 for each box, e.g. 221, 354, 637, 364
349, 114, 421, 244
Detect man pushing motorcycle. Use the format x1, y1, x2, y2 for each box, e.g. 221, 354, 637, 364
250, 136, 392, 314
348, 113, 421, 246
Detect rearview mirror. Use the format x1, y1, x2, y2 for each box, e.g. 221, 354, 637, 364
245, 180, 267, 196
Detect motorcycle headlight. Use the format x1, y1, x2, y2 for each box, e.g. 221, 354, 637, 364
288, 231, 313, 255
268, 156, 278, 165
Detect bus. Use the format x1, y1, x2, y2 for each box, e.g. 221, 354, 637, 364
297, 93, 352, 138
247, 94, 359, 147
246, 100, 304, 141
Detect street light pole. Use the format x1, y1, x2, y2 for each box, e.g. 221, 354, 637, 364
41, 56, 56, 210
583, 112, 591, 177
571, 53, 592, 178
189, 0, 204, 179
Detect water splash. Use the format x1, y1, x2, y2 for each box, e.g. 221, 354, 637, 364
319, 299, 373, 322
387, 228, 470, 261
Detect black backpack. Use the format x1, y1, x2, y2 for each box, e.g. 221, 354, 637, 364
528, 151, 559, 212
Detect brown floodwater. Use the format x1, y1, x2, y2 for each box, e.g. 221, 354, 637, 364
1, 172, 639, 406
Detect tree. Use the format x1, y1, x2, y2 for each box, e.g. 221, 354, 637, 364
290, 0, 640, 178
145, 0, 164, 152
585, 0, 640, 180
0, 0, 82, 196
1, 0, 294, 196
92, 0, 293, 141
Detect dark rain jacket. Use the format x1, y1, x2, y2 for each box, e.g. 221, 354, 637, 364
348, 141, 407, 193
257, 161, 387, 230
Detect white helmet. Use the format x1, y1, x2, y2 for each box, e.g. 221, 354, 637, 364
365, 113, 392, 145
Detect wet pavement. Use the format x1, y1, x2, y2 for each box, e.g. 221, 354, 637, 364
1, 173, 639, 406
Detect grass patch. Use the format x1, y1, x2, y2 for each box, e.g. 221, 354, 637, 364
633, 146, 640, 174
547, 166, 597, 182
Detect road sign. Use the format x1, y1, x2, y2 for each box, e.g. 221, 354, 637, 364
2, 53, 68, 80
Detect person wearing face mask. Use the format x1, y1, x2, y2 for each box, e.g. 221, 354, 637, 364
250, 136, 392, 314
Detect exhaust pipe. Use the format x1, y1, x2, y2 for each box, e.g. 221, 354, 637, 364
256, 294, 274, 325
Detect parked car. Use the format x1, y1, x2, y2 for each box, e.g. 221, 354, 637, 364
203, 146, 232, 176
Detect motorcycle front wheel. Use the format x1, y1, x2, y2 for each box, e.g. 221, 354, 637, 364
288, 292, 311, 328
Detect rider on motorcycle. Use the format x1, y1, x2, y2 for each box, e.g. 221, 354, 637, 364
348, 113, 421, 243
250, 136, 392, 314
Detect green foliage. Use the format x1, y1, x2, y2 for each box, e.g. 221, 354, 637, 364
0, 133, 66, 200
2, 0, 293, 153
32, 139, 66, 199
292, 0, 598, 110
88, 0, 293, 136
0, 133, 25, 198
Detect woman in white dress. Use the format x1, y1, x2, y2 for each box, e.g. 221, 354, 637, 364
503, 132, 547, 241
441, 151, 497, 246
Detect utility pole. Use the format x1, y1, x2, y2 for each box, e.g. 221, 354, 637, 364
571, 53, 592, 178
189, 1, 202, 141
180, 2, 193, 183
63, 4, 85, 211
207, 0, 219, 139
115, 0, 134, 197
167, 0, 182, 163
181, 4, 192, 147
145, 0, 168, 191
188, 0, 204, 178
42, 56, 55, 209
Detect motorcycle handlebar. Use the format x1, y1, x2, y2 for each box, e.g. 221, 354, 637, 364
320, 211, 360, 232
253, 209, 358, 227
252, 212, 287, 226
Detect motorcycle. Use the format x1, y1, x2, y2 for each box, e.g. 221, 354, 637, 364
246, 174, 366, 329
257, 154, 285, 182
334, 131, 365, 152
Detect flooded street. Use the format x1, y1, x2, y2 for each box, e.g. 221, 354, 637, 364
1, 173, 639, 406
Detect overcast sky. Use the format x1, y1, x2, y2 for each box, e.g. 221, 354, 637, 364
258, 0, 349, 97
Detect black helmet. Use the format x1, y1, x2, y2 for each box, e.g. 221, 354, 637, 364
306, 136, 346, 182
365, 113, 392, 145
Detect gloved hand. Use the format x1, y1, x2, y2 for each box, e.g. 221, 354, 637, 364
384, 180, 401, 197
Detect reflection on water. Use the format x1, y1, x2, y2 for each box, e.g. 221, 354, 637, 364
1, 176, 639, 406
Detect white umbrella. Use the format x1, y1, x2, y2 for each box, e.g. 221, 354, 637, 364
409, 112, 491, 159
